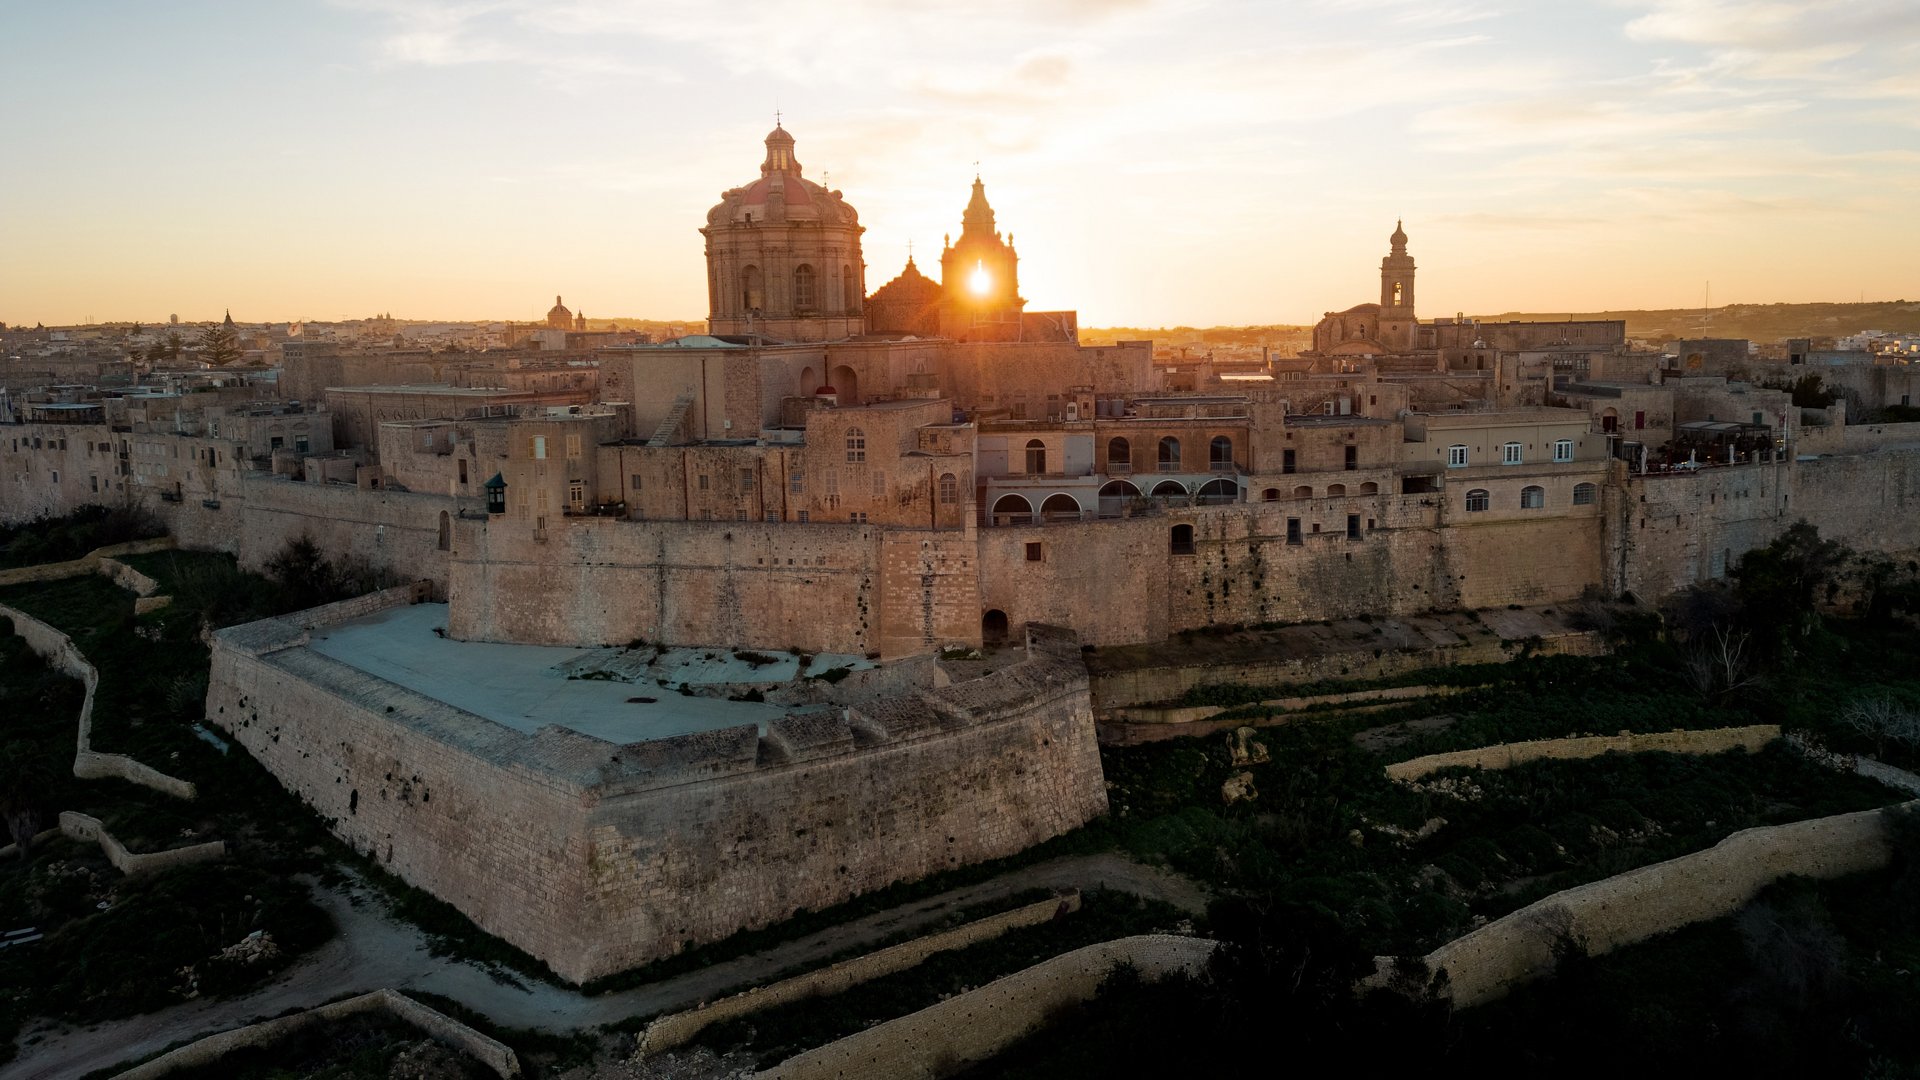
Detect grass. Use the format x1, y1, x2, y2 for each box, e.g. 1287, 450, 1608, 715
0, 504, 164, 571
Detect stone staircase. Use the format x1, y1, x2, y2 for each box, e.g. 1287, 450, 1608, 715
646, 393, 696, 447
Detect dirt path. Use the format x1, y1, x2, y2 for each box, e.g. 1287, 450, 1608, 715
4, 852, 1203, 1080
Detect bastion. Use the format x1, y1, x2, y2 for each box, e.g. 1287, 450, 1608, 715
205, 588, 1108, 983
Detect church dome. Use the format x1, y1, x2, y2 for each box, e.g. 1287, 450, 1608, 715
548, 295, 571, 319
706, 124, 859, 227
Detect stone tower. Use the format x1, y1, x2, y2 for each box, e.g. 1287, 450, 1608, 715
938, 177, 1026, 342
702, 124, 866, 342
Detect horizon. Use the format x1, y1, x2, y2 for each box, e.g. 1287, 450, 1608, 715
4, 1, 1917, 328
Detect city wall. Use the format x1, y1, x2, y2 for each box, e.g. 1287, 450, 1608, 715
110, 988, 519, 1080
207, 602, 1107, 983
764, 934, 1218, 1080
1384, 725, 1781, 781
1385, 801, 1914, 1009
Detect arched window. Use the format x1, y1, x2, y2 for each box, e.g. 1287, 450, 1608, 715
1520, 485, 1546, 509
1041, 493, 1081, 520
1152, 479, 1189, 499
845, 427, 866, 463
1293, 485, 1313, 499
1262, 488, 1280, 502
1158, 437, 1182, 471
437, 510, 450, 552
1209, 435, 1233, 470
1326, 483, 1346, 496
1359, 481, 1379, 494
842, 263, 854, 311
1107, 437, 1131, 473
939, 473, 959, 504
1196, 477, 1237, 505
793, 264, 816, 309
1465, 488, 1490, 512
741, 265, 764, 311
1026, 439, 1047, 475
1170, 523, 1195, 555
1572, 482, 1598, 506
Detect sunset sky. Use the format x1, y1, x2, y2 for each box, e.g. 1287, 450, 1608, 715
3, 0, 1917, 328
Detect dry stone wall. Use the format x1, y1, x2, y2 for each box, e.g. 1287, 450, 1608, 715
639, 892, 1082, 1057
110, 988, 518, 1080
764, 934, 1218, 1080
1384, 725, 1780, 781
58, 811, 224, 876
207, 603, 1108, 983
1387, 801, 1916, 1009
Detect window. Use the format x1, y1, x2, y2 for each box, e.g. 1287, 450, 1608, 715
1465, 488, 1490, 512
825, 471, 839, 508
1107, 437, 1130, 472
794, 264, 816, 309
740, 468, 755, 491
1209, 436, 1233, 470
1553, 439, 1574, 463
1634, 411, 1646, 430
1158, 437, 1181, 471
1170, 524, 1195, 555
566, 434, 582, 459
1286, 518, 1302, 544
790, 471, 804, 494
1572, 482, 1597, 506
1520, 485, 1545, 509
568, 482, 584, 505
297, 435, 310, 453
1326, 483, 1346, 496
1025, 542, 1044, 562
1347, 514, 1361, 540
797, 510, 810, 522
850, 511, 868, 524
529, 435, 547, 460
871, 470, 886, 497
1447, 444, 1468, 468
629, 473, 643, 491
1282, 449, 1296, 474
1262, 488, 1280, 501
939, 473, 958, 503
1344, 445, 1357, 471
1026, 439, 1047, 475
698, 474, 710, 490
270, 435, 284, 450
1502, 442, 1524, 465
741, 265, 764, 311
846, 428, 866, 463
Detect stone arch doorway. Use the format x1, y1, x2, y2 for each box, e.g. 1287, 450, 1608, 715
982, 609, 1010, 646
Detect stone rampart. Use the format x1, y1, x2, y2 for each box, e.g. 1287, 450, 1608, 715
58, 811, 225, 876
0, 600, 197, 800
638, 892, 1082, 1057
1091, 627, 1605, 710
763, 934, 1218, 1080
109, 988, 519, 1080
1382, 800, 1916, 1009
206, 609, 1109, 983
1384, 725, 1781, 781
0, 537, 175, 589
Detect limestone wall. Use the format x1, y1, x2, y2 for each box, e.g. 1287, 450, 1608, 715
1384, 725, 1781, 781
0, 600, 196, 799
206, 612, 1109, 983
639, 892, 1082, 1057
57, 811, 225, 876
1391, 801, 1914, 1009
764, 934, 1218, 1080
0, 536, 175, 589
110, 988, 518, 1080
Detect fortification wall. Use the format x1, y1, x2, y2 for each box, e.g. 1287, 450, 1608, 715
765, 934, 1218, 1080
236, 476, 457, 594
1397, 801, 1912, 1009
110, 988, 518, 1080
207, 609, 1108, 983
1384, 725, 1781, 780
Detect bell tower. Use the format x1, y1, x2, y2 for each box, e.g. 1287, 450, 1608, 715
1380, 220, 1415, 317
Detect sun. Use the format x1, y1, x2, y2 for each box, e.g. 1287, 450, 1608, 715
968, 260, 992, 297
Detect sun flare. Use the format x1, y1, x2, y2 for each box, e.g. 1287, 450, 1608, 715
968, 260, 992, 297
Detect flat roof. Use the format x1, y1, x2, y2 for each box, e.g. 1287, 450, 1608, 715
304, 603, 862, 743
324, 384, 529, 396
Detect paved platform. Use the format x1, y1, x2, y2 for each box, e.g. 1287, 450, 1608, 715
306, 603, 807, 743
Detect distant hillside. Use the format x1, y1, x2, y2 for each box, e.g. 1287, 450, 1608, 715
1477, 300, 1920, 343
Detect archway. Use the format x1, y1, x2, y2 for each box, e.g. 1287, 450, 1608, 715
437, 510, 451, 552
1326, 483, 1346, 497
1099, 479, 1141, 517
1041, 493, 1082, 521
1151, 479, 1188, 501
1601, 407, 1619, 433
1209, 435, 1233, 470
1262, 488, 1280, 502
991, 493, 1033, 525
1196, 477, 1238, 505
982, 609, 1009, 646
1107, 437, 1131, 473
1157, 437, 1182, 471
1026, 439, 1048, 475
1293, 485, 1313, 499
1359, 481, 1379, 495
798, 366, 816, 397
830, 364, 860, 405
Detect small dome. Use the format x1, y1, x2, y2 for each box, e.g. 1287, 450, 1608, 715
1389, 219, 1408, 251
814, 385, 838, 396
548, 295, 571, 317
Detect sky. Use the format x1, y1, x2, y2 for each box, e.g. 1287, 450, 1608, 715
2, 0, 1917, 328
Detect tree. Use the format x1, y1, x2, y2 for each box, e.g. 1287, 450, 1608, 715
0, 742, 54, 858
198, 322, 241, 366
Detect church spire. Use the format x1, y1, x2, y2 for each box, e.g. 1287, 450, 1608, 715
962, 176, 995, 237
